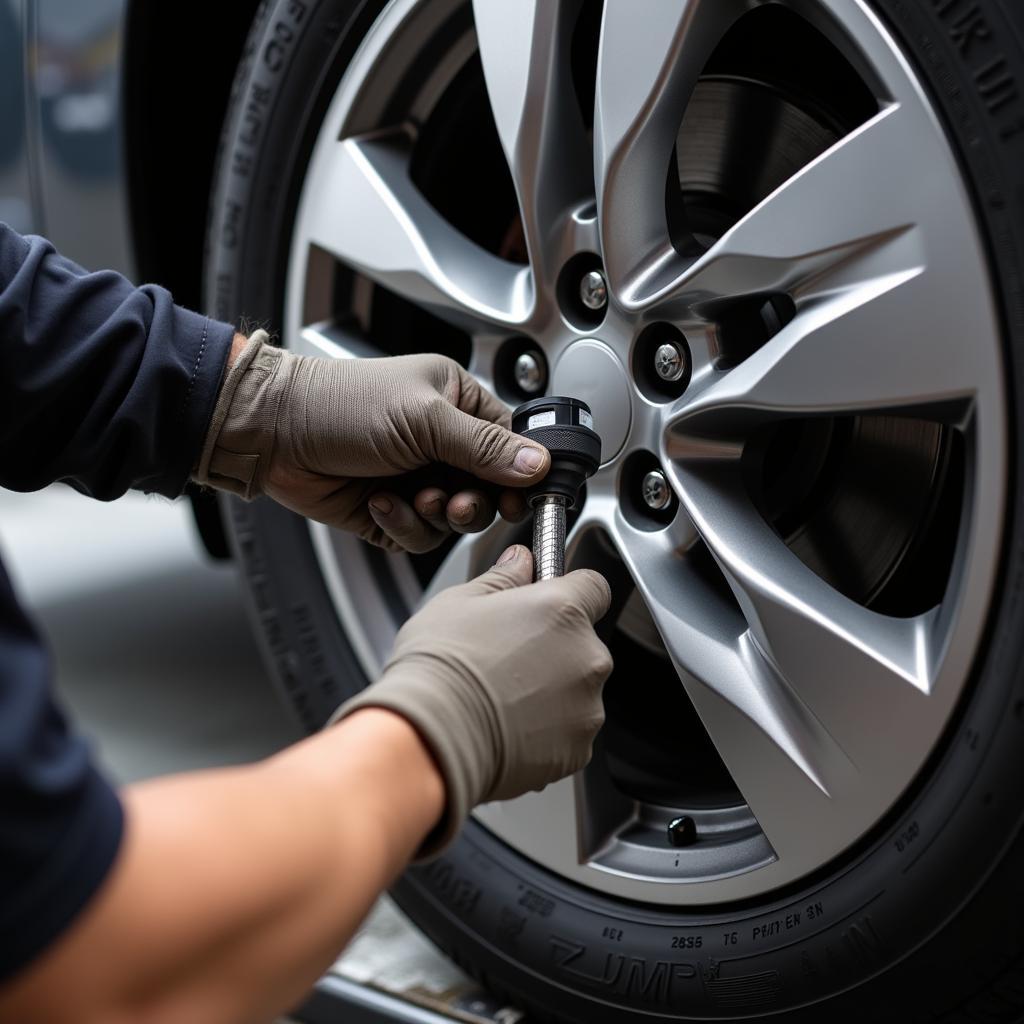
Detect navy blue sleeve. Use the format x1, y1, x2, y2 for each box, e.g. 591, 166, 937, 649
0, 224, 235, 499
0, 558, 123, 982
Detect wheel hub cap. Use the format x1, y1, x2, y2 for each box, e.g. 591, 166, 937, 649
550, 339, 632, 463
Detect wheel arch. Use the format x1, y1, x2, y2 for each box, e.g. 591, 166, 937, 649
123, 0, 262, 559
123, 0, 262, 311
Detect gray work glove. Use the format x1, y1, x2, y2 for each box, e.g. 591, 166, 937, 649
194, 332, 550, 551
331, 544, 613, 858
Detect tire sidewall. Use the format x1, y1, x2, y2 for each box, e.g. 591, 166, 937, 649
205, 0, 1024, 1018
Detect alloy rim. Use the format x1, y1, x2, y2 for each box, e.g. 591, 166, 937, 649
284, 0, 1006, 904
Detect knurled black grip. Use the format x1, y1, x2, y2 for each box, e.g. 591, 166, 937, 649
520, 426, 601, 464
511, 396, 601, 509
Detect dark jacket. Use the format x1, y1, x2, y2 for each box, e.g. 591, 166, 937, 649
0, 223, 234, 981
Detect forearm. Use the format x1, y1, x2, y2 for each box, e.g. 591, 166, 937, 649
0, 225, 235, 500
0, 708, 444, 1024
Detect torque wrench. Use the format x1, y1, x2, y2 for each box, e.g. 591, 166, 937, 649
511, 397, 601, 581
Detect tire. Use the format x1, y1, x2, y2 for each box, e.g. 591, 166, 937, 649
205, 0, 1024, 1019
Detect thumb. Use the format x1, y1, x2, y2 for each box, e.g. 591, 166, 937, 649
545, 569, 612, 625
432, 404, 550, 487
459, 544, 534, 596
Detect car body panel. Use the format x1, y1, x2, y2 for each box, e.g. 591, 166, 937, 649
1, 0, 134, 277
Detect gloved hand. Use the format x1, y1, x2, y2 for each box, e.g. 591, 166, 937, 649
194, 331, 549, 551
331, 544, 613, 857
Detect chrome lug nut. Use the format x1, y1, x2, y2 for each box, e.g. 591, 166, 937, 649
514, 351, 546, 395
579, 269, 608, 311
654, 341, 687, 383
642, 469, 672, 512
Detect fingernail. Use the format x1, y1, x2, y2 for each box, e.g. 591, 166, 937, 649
514, 445, 545, 475
452, 502, 477, 525
369, 497, 393, 517
496, 545, 519, 566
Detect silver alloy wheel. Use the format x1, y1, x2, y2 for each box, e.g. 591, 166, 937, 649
284, 0, 1006, 904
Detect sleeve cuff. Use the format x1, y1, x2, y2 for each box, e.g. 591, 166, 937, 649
165, 307, 236, 497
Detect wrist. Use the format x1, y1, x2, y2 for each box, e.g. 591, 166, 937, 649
193, 330, 280, 498
335, 707, 446, 832
325, 712, 442, 847
329, 660, 500, 859
228, 332, 249, 366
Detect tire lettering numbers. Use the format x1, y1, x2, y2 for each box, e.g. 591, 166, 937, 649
517, 888, 555, 917
602, 926, 623, 942
976, 57, 1019, 115
670, 935, 702, 949
723, 931, 738, 946
841, 916, 885, 967
425, 863, 481, 915
239, 84, 272, 151
941, 1, 991, 58
800, 915, 884, 979
550, 937, 699, 1005
751, 911, 803, 942
264, 3, 308, 74
893, 820, 920, 854
220, 199, 242, 250
292, 603, 337, 702
496, 907, 527, 944
929, 0, 1024, 140
264, 21, 294, 72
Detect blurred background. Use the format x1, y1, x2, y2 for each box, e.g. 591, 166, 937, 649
0, 486, 298, 783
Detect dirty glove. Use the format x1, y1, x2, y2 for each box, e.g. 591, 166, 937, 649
194, 331, 550, 551
331, 544, 613, 857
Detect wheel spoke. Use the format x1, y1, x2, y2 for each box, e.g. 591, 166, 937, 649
300, 132, 533, 330
634, 102, 951, 312
668, 632, 863, 865
292, 322, 383, 361
594, 0, 750, 304
473, 0, 591, 279
674, 467, 936, 692
474, 776, 589, 866
604, 513, 850, 787
602, 496, 936, 864
668, 265, 974, 436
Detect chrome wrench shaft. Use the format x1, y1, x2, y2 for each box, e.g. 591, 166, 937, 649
532, 495, 568, 581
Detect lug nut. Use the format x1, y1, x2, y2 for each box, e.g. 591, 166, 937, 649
579, 269, 608, 311
641, 469, 672, 512
667, 816, 697, 848
654, 341, 687, 383
514, 351, 546, 395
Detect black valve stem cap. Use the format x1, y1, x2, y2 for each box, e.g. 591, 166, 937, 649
511, 396, 601, 509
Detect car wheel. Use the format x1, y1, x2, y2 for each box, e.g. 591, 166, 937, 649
205, 0, 1024, 1018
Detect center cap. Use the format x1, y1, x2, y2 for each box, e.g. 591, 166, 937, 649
550, 339, 632, 463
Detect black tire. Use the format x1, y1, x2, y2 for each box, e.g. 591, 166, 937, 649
205, 0, 1024, 1019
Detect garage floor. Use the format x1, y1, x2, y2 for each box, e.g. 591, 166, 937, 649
0, 485, 297, 781
0, 485, 519, 1024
